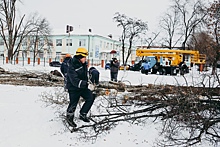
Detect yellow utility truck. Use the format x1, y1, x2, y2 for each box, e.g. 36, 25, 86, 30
136, 48, 206, 75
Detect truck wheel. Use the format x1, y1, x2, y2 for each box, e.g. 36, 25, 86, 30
141, 69, 145, 74
151, 69, 157, 74
171, 68, 177, 75
159, 69, 163, 75
163, 69, 167, 75
154, 65, 159, 69
159, 68, 166, 75
180, 69, 184, 75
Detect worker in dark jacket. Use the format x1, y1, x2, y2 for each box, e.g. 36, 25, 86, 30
66, 48, 94, 127
60, 53, 71, 91
110, 58, 119, 82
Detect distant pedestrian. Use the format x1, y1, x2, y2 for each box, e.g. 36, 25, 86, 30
60, 53, 72, 91
110, 58, 119, 82
180, 61, 188, 75
141, 61, 150, 75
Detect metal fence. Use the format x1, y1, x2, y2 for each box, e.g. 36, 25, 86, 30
0, 56, 104, 68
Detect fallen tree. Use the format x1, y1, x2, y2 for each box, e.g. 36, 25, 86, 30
40, 80, 220, 147
0, 68, 63, 86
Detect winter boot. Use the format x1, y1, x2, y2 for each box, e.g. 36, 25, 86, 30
79, 113, 90, 122
66, 114, 77, 127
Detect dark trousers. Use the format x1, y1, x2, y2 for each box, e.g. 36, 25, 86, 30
110, 72, 118, 82
141, 69, 149, 74
145, 69, 149, 75
67, 89, 94, 115
64, 77, 67, 91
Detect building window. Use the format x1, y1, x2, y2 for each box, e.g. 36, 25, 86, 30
100, 41, 102, 49
66, 39, 72, 46
30, 39, 35, 45
79, 39, 86, 46
56, 39, 62, 46
0, 39, 4, 46
90, 52, 93, 58
22, 40, 27, 47
103, 42, 106, 49
39, 39, 44, 47
48, 40, 53, 46
56, 52, 61, 60
39, 52, 44, 58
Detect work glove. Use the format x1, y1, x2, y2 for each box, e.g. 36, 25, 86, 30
88, 83, 95, 91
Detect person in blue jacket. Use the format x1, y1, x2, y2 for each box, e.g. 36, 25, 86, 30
141, 60, 151, 75
66, 48, 94, 127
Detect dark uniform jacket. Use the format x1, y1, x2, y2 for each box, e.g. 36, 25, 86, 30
66, 56, 88, 91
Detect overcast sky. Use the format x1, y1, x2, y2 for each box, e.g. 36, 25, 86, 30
19, 0, 214, 39
19, 0, 175, 37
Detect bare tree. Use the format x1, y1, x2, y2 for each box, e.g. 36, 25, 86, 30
113, 12, 148, 65
160, 7, 182, 49
25, 13, 52, 66
0, 0, 35, 63
206, 0, 220, 75
143, 32, 160, 48
188, 31, 215, 66
173, 0, 207, 50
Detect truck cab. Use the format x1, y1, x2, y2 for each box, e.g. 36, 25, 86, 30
144, 56, 179, 75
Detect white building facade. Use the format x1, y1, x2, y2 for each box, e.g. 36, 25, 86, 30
0, 28, 137, 66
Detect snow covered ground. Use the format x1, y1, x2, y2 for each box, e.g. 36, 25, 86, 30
0, 63, 217, 147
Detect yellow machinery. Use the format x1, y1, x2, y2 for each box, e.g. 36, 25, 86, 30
136, 48, 206, 75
